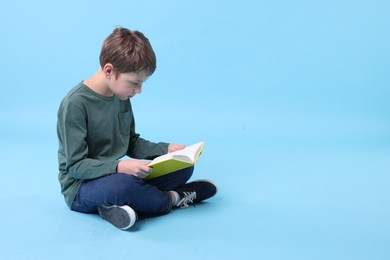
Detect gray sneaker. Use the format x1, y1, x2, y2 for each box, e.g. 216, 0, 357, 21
97, 205, 137, 230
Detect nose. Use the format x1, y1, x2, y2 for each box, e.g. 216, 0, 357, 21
135, 85, 142, 94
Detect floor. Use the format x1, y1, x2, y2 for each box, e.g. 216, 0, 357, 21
0, 0, 389, 259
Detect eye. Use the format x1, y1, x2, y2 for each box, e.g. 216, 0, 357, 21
128, 80, 143, 88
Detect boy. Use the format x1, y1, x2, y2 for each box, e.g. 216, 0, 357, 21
57, 27, 217, 230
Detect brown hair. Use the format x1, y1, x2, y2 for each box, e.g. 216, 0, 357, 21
99, 27, 156, 76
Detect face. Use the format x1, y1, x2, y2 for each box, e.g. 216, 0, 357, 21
108, 70, 149, 100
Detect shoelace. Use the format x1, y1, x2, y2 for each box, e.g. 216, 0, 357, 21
178, 191, 197, 208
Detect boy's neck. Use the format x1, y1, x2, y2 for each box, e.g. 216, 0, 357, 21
83, 69, 113, 97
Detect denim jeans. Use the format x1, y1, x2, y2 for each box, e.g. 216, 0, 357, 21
71, 166, 194, 215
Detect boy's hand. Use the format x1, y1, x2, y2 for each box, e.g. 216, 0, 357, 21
117, 160, 152, 179
168, 144, 186, 153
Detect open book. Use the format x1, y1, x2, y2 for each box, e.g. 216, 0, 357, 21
145, 141, 205, 180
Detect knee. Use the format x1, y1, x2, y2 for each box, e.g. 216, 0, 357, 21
173, 166, 194, 185
182, 166, 194, 180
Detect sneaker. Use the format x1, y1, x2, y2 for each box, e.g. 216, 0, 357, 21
175, 180, 218, 208
97, 205, 137, 230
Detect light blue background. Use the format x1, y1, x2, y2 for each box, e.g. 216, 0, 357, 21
0, 0, 389, 259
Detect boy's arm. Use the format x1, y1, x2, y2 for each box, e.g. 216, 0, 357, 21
127, 134, 169, 159
126, 110, 169, 159
57, 104, 118, 180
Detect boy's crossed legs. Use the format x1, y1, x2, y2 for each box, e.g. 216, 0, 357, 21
71, 166, 217, 230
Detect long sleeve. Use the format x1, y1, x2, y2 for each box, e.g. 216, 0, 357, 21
57, 103, 119, 180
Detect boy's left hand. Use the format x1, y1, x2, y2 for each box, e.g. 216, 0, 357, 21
168, 144, 185, 153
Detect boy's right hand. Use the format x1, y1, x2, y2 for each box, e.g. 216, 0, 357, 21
117, 160, 152, 179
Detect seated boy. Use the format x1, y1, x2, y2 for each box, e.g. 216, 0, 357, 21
57, 27, 217, 230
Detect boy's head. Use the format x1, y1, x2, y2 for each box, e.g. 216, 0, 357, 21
99, 27, 156, 78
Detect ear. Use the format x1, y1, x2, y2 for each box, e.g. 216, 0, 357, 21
102, 63, 114, 79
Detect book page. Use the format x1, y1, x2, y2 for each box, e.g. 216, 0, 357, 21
148, 141, 205, 166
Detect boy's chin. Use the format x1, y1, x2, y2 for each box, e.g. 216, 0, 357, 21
116, 95, 132, 100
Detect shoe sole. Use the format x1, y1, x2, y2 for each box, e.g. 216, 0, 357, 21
97, 205, 137, 230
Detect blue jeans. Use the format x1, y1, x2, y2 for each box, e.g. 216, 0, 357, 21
71, 166, 194, 215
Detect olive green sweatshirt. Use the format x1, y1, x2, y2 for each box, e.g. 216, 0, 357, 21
57, 82, 169, 208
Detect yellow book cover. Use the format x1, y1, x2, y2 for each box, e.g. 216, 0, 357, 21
145, 141, 205, 180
